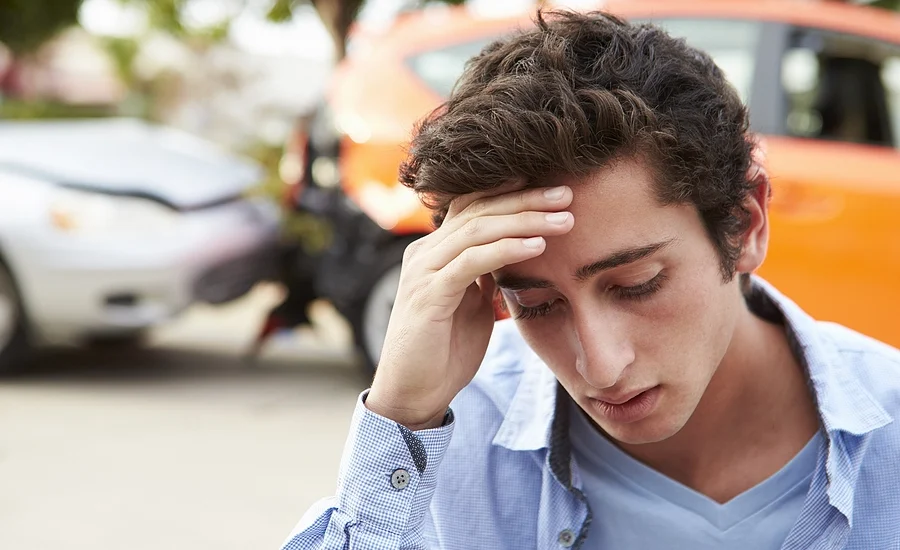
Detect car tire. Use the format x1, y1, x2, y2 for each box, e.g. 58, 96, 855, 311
347, 239, 414, 376
0, 262, 31, 375
85, 330, 148, 350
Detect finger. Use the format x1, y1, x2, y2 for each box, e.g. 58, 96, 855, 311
424, 210, 573, 270
477, 274, 509, 321
435, 237, 546, 301
457, 279, 491, 320
476, 273, 495, 302
445, 180, 528, 221
443, 185, 572, 233
412, 185, 571, 262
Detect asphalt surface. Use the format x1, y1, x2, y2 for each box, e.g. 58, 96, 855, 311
0, 285, 369, 550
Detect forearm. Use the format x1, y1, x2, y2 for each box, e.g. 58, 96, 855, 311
281, 391, 454, 549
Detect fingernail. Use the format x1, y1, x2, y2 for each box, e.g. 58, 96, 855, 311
543, 186, 566, 200
522, 237, 544, 249
545, 212, 570, 224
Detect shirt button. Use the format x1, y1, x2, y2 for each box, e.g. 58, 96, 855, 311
558, 529, 575, 547
390, 468, 410, 490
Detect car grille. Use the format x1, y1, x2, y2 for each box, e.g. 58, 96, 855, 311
193, 248, 278, 304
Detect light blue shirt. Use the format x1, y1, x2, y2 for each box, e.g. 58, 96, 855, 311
283, 278, 900, 549
569, 398, 822, 549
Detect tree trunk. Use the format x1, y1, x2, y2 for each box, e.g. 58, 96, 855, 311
310, 0, 366, 61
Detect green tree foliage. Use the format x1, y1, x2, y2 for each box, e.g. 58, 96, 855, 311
871, 0, 900, 9
272, 0, 365, 59
119, 0, 467, 60
113, 0, 232, 43
0, 0, 84, 53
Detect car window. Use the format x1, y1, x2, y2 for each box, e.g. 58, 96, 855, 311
407, 18, 762, 102
631, 18, 762, 103
406, 36, 497, 98
781, 28, 900, 149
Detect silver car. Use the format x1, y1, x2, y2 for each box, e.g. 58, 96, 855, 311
0, 118, 281, 373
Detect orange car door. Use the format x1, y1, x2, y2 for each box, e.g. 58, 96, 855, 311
758, 26, 900, 348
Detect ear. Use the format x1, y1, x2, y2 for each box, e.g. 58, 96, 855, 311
735, 143, 771, 276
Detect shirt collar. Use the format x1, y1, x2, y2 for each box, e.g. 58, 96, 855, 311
749, 277, 892, 437
749, 277, 892, 525
491, 276, 893, 524
491, 346, 559, 452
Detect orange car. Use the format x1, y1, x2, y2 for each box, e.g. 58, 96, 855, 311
287, 0, 900, 371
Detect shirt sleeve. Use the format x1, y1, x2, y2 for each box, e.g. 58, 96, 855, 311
281, 390, 455, 550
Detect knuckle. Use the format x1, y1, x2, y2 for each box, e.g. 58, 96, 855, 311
403, 239, 423, 262
404, 279, 429, 309
502, 237, 525, 257
519, 190, 534, 208
430, 272, 453, 299
401, 271, 438, 307
452, 248, 474, 274
529, 210, 546, 226
465, 197, 488, 218
461, 217, 482, 239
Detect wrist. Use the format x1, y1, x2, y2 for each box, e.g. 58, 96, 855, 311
365, 389, 448, 431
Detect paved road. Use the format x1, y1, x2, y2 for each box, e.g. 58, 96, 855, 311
0, 285, 369, 550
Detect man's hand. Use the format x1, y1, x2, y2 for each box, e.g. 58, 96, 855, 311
365, 185, 575, 430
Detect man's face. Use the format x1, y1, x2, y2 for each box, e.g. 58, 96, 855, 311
493, 158, 746, 445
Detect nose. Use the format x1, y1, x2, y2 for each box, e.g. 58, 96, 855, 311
572, 310, 635, 389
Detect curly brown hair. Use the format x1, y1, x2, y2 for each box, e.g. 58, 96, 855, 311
399, 9, 757, 281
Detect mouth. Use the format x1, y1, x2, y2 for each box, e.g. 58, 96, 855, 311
588, 386, 661, 424
594, 387, 656, 405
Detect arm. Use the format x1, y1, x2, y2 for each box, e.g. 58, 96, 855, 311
282, 185, 573, 548
280, 392, 454, 550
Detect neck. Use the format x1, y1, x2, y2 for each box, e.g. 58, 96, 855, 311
617, 303, 820, 503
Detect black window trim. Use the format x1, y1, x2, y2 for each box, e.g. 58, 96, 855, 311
773, 23, 900, 149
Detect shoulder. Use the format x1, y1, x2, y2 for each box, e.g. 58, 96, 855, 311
823, 326, 900, 536
817, 322, 900, 432
819, 322, 900, 395
807, 324, 900, 525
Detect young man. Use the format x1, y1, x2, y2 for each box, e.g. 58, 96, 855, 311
284, 11, 900, 549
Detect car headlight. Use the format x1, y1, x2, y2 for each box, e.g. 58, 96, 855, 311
49, 188, 180, 236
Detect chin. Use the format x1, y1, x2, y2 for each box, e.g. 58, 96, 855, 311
595, 410, 689, 446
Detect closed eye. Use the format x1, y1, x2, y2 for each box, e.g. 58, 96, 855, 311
611, 272, 668, 301
500, 287, 562, 322
513, 300, 559, 321
511, 272, 667, 321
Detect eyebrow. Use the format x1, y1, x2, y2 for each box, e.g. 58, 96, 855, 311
494, 238, 675, 291
574, 239, 675, 281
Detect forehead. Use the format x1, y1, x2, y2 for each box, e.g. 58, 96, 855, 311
555, 158, 678, 247
495, 158, 695, 280
565, 158, 657, 218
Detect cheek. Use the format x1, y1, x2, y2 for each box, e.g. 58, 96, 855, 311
642, 267, 735, 383
516, 320, 579, 377
627, 269, 722, 359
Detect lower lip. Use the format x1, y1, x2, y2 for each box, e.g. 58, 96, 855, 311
590, 386, 661, 424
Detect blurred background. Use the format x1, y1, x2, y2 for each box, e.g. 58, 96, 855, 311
1, 0, 899, 548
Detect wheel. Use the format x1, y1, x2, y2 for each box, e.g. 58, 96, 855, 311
85, 330, 148, 350
0, 262, 31, 375
347, 240, 411, 375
